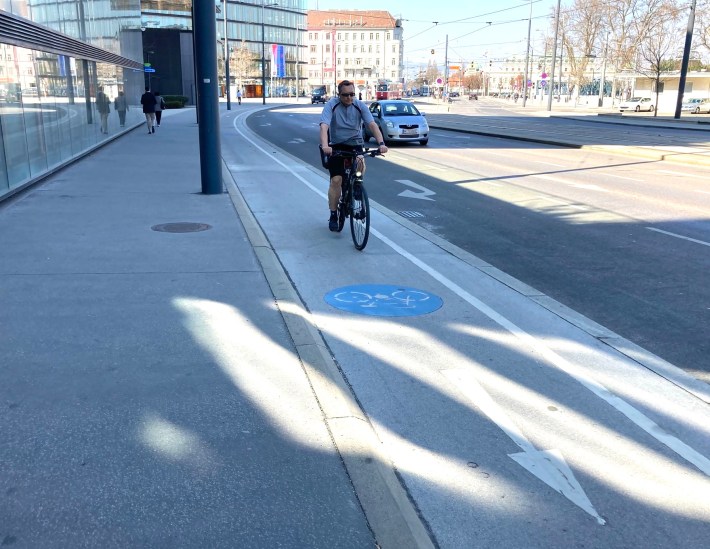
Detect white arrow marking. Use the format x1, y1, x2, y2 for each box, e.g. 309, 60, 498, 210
442, 368, 606, 525
396, 179, 436, 201
288, 138, 305, 143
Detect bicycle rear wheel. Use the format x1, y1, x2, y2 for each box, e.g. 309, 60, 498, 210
350, 182, 370, 250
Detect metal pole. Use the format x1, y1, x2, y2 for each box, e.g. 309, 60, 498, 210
523, 0, 532, 107
598, 31, 608, 108
547, 0, 561, 111
224, 0, 230, 110
674, 0, 697, 119
558, 33, 564, 102
261, 1, 266, 104
194, 0, 223, 194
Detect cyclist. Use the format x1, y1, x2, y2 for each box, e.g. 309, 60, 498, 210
319, 80, 388, 231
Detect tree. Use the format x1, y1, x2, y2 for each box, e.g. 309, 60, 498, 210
636, 4, 682, 116
231, 39, 258, 92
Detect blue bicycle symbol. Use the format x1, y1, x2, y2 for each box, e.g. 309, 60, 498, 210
325, 284, 443, 317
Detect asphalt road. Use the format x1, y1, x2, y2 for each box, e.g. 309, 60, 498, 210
246, 104, 710, 384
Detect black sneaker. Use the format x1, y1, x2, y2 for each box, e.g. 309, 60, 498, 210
328, 212, 338, 232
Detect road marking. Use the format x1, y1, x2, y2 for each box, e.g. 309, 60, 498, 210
442, 369, 605, 525
606, 173, 645, 182
529, 160, 566, 168
396, 179, 436, 201
659, 169, 707, 180
372, 229, 710, 479
235, 117, 710, 481
646, 227, 710, 247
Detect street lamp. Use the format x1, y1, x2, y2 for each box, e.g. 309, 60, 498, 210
222, 0, 231, 110
261, 1, 279, 105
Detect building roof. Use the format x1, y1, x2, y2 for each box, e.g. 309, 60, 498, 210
307, 10, 397, 30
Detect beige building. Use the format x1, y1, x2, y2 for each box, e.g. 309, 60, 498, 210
306, 10, 403, 98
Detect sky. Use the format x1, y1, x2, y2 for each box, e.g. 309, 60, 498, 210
309, 0, 561, 73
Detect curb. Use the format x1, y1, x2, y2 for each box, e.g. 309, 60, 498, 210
221, 162, 437, 549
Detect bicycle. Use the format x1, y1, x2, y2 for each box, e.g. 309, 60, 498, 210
329, 148, 382, 250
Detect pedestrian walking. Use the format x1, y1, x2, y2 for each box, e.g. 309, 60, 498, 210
114, 90, 129, 127
237, 89, 242, 105
96, 86, 111, 134
140, 87, 157, 134
154, 91, 166, 127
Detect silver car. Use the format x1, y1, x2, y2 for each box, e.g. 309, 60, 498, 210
681, 98, 710, 114
619, 96, 655, 113
364, 100, 429, 146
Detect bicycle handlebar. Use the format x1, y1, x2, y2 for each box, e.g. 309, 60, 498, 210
328, 148, 384, 158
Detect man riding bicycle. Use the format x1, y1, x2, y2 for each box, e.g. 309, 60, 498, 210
320, 80, 388, 231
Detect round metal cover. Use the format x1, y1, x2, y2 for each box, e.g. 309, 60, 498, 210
151, 222, 212, 233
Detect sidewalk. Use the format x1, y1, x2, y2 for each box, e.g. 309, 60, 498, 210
0, 110, 414, 548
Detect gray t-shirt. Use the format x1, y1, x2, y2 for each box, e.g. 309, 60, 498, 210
320, 97, 374, 146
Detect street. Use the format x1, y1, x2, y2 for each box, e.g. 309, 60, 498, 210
229, 104, 710, 547
247, 103, 710, 384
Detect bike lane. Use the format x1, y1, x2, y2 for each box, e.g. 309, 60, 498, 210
222, 107, 710, 548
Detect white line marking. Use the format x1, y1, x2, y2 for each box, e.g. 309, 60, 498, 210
396, 179, 436, 201
529, 160, 566, 167
443, 369, 605, 524
606, 173, 645, 182
659, 169, 707, 180
646, 227, 710, 247
233, 116, 710, 479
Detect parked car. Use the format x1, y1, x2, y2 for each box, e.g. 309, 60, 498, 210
619, 97, 655, 113
364, 99, 429, 146
311, 86, 327, 104
680, 98, 710, 114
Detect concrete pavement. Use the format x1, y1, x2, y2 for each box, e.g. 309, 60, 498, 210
2, 99, 709, 547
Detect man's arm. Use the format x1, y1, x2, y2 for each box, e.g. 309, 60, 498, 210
367, 121, 388, 154
319, 123, 332, 155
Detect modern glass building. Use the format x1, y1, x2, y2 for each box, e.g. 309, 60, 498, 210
0, 0, 145, 200
0, 0, 306, 202
141, 0, 306, 101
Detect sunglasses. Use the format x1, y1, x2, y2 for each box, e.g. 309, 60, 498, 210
339, 93, 356, 97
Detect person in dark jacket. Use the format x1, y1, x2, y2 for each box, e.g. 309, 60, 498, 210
140, 88, 157, 134
96, 86, 111, 134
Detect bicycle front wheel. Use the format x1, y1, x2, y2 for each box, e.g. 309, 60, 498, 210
350, 183, 370, 250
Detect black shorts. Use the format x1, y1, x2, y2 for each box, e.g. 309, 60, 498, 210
327, 144, 363, 178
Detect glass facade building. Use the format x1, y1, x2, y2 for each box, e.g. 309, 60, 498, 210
0, 0, 306, 201
0, 0, 145, 200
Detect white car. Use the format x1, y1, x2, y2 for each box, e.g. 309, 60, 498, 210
680, 98, 710, 114
619, 97, 655, 113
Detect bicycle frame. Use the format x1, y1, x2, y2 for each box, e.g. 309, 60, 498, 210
329, 148, 381, 250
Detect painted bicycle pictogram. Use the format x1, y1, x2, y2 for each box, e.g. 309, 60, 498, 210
325, 284, 443, 317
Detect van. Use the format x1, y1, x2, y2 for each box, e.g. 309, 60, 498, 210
311, 86, 327, 104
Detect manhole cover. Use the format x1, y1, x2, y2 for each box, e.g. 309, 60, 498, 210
151, 222, 212, 233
